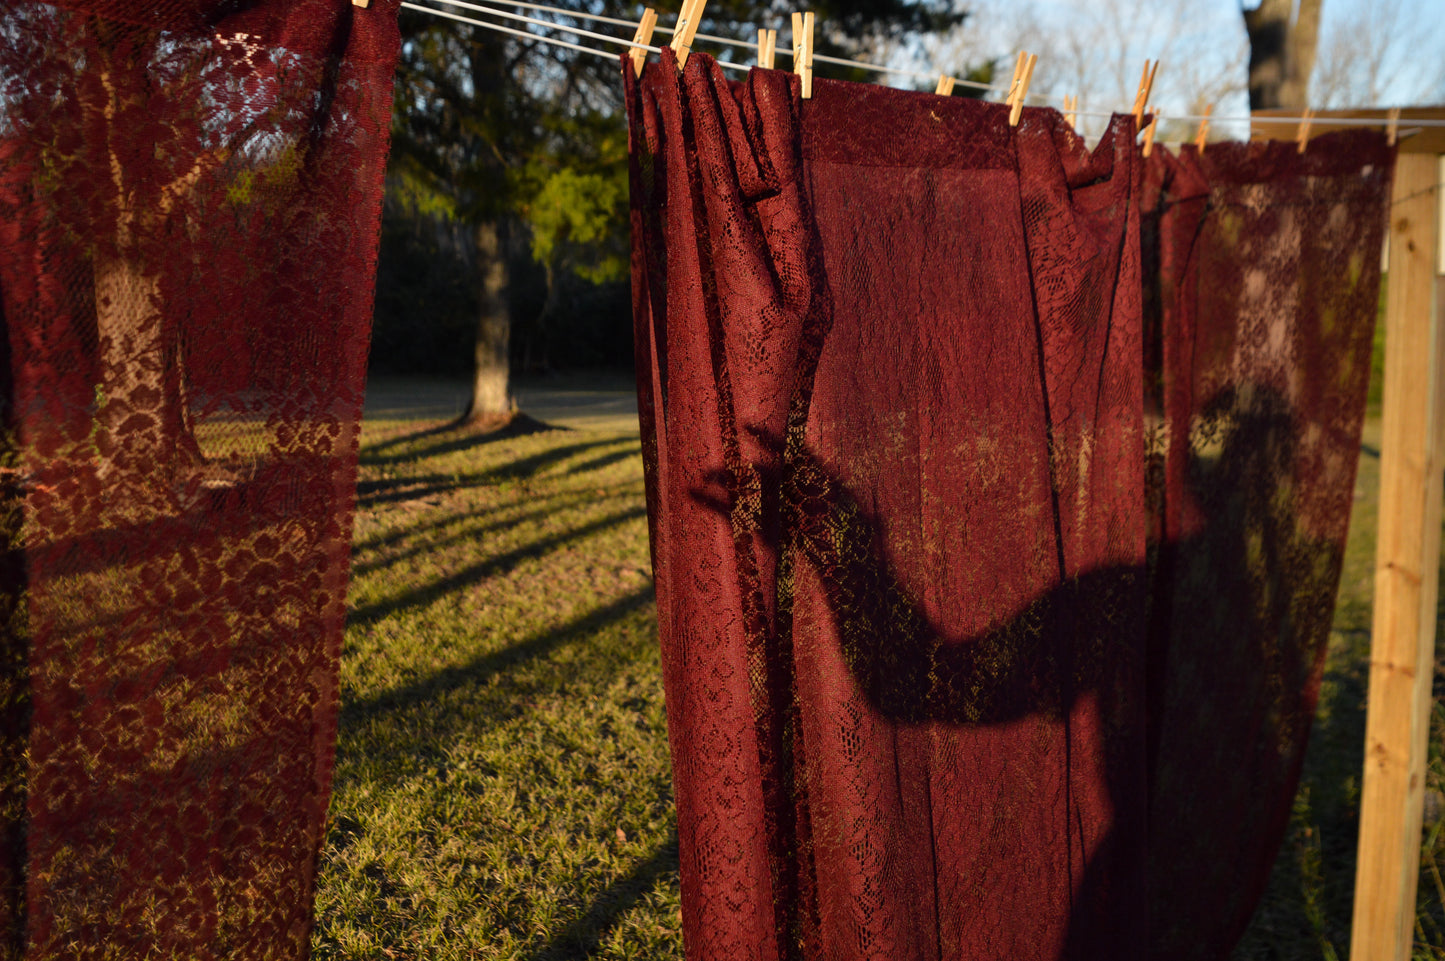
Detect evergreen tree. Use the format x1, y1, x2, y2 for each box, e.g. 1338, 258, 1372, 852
384, 0, 967, 419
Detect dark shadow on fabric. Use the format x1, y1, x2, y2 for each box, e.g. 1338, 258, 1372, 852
16, 732, 321, 954
693, 385, 1342, 960
0, 291, 26, 953
347, 506, 647, 625
523, 832, 679, 961
1232, 630, 1369, 959
340, 586, 654, 730
20, 466, 320, 580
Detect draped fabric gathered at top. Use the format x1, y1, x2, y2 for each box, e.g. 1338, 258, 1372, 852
625, 49, 1392, 960
0, 1, 400, 957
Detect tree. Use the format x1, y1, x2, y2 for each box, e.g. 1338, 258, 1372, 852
388, 0, 965, 423
521, 154, 629, 371
916, 0, 1248, 139
1310, 0, 1445, 108
1241, 0, 1322, 110
0, 9, 304, 496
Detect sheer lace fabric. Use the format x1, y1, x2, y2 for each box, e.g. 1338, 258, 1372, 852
626, 50, 1391, 960
0, 2, 399, 956
1141, 139, 1391, 958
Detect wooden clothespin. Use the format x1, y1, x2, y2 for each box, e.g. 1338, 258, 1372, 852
757, 28, 777, 69
1131, 59, 1159, 129
792, 11, 814, 99
1063, 94, 1078, 130
1142, 106, 1159, 157
1005, 52, 1025, 114
1387, 107, 1401, 147
1194, 104, 1212, 153
1296, 106, 1314, 154
1008, 52, 1036, 127
670, 0, 705, 69
936, 75, 955, 96
1007, 52, 1026, 99
631, 8, 658, 78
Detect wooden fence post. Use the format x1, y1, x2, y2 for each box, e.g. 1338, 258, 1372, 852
1350, 150, 1444, 960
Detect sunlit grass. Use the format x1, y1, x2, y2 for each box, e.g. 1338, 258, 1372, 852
313, 365, 1441, 959
312, 412, 679, 960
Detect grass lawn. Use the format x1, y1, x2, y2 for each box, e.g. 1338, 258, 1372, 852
1237, 414, 1445, 961
313, 370, 1444, 959
312, 403, 679, 960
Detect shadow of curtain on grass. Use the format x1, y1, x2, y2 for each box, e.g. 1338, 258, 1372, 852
0, 1, 399, 957
625, 51, 1391, 961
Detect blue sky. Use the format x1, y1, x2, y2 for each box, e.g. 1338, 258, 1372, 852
899, 0, 1444, 137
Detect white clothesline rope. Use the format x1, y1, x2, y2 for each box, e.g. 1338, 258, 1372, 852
411, 0, 1023, 94
401, 0, 1445, 129
399, 0, 754, 71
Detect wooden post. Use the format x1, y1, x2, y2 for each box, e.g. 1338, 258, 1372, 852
1350, 151, 1443, 960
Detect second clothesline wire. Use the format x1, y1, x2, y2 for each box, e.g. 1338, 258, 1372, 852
398, 0, 1445, 132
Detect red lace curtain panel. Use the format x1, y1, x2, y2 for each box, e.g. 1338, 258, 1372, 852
0, 1, 399, 957
625, 51, 1393, 960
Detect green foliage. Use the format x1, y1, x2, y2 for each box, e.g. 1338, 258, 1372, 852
224, 143, 303, 208
379, 0, 974, 377
387, 167, 458, 221
525, 164, 628, 286
1367, 275, 1388, 411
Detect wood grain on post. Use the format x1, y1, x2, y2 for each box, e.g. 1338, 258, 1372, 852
1350, 151, 1443, 961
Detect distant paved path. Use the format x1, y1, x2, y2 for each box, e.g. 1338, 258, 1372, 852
364, 373, 640, 432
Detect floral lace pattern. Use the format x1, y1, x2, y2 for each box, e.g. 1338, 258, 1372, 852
626, 50, 1391, 960
0, 2, 398, 956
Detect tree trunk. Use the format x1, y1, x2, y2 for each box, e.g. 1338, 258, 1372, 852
93, 256, 199, 476
1280, 0, 1322, 111
462, 219, 513, 421
1244, 0, 1323, 110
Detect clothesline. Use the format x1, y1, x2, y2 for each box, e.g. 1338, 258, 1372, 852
417, 0, 1006, 93
400, 0, 1445, 130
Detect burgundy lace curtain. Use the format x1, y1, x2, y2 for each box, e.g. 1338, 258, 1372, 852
0, 2, 399, 957
626, 50, 1392, 960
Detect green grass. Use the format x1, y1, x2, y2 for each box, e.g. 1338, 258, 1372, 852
1235, 281, 1445, 961
1231, 413, 1439, 961
314, 368, 1444, 959
312, 414, 680, 960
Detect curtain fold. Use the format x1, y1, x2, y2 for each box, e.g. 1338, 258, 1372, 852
1142, 135, 1393, 960
0, 2, 400, 956
627, 51, 1392, 960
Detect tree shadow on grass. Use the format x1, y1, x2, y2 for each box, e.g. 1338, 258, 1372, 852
567, 446, 643, 477
330, 583, 673, 959
360, 413, 561, 467
346, 505, 647, 625
354, 439, 625, 510
353, 498, 598, 578
340, 585, 655, 728
350, 483, 645, 563
523, 831, 680, 961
